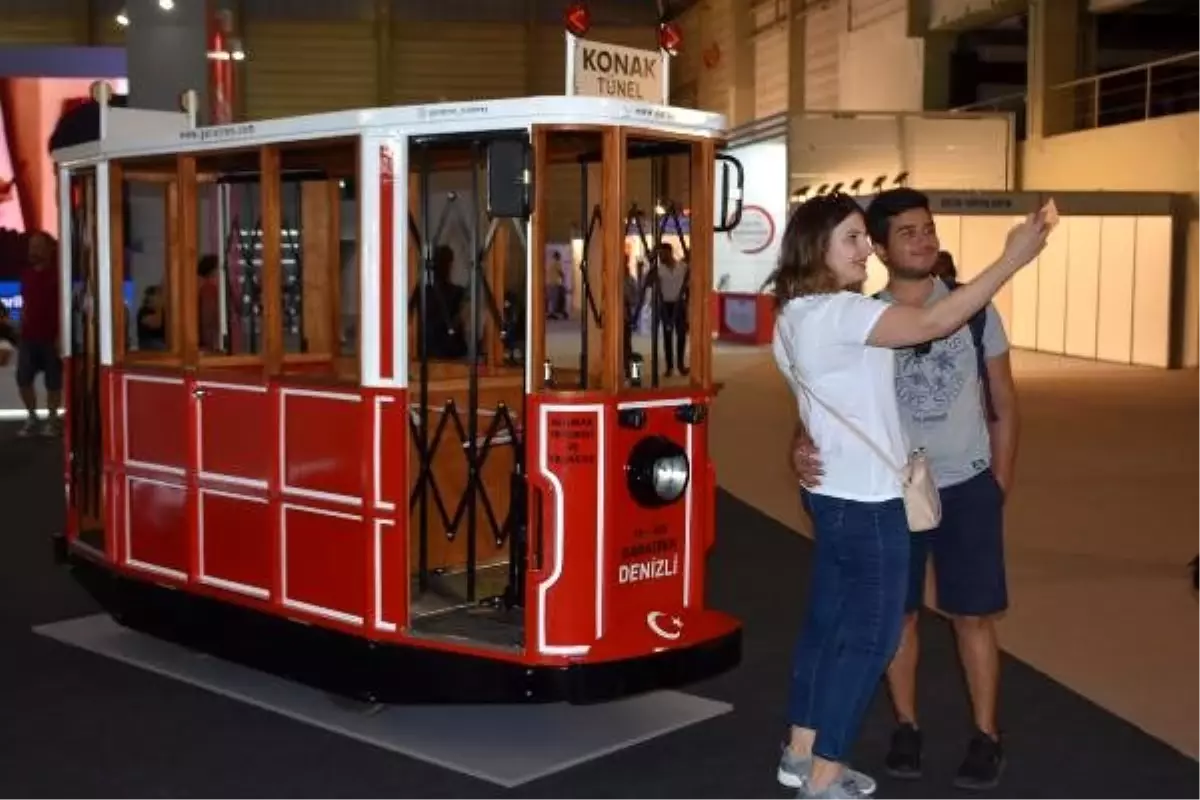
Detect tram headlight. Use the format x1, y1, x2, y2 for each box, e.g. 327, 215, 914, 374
626, 436, 690, 507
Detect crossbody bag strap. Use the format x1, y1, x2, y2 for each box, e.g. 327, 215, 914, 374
776, 316, 904, 475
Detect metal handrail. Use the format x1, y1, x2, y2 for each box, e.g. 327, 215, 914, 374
1047, 50, 1198, 92
949, 51, 1199, 134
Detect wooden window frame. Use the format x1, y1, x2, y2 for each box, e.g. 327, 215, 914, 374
109, 156, 185, 369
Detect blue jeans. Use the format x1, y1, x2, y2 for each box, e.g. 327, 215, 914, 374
789, 492, 910, 762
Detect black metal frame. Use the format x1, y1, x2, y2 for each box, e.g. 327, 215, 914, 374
408, 132, 529, 613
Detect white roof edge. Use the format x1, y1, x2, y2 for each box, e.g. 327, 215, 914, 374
51, 95, 730, 165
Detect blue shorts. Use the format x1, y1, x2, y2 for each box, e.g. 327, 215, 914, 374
906, 468, 1008, 617
16, 340, 63, 392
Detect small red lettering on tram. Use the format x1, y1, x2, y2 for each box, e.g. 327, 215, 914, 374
538, 408, 603, 651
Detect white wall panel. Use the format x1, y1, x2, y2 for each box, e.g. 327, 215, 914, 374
1063, 216, 1101, 359
1035, 221, 1069, 354
1010, 249, 1039, 350
804, 0, 845, 110
1096, 216, 1136, 363
1131, 215, 1172, 367
754, 3, 788, 120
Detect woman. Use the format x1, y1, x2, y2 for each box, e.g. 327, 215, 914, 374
766, 194, 1046, 799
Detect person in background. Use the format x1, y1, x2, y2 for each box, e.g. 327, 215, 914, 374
197, 255, 221, 352
790, 188, 1022, 792
645, 242, 689, 377
546, 250, 568, 320
768, 192, 1045, 799
16, 232, 63, 437
932, 250, 958, 282
136, 285, 167, 351
0, 302, 16, 366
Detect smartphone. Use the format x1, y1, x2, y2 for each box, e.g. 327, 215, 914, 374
1040, 197, 1060, 230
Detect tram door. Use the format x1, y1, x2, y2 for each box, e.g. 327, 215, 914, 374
405, 132, 531, 649
65, 168, 105, 552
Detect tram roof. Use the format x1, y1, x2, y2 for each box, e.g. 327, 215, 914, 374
50, 94, 730, 167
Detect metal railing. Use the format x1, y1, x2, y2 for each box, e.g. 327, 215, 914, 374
950, 51, 1199, 137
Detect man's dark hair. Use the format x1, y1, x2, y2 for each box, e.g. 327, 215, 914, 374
864, 187, 931, 244
198, 254, 219, 278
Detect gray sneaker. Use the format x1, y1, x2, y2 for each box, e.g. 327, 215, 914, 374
796, 774, 871, 799
778, 747, 877, 796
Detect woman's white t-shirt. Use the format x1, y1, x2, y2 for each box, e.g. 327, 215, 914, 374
772, 291, 909, 502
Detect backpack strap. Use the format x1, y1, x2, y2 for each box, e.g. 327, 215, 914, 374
944, 278, 999, 423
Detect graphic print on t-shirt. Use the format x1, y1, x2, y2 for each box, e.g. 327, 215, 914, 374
894, 328, 971, 423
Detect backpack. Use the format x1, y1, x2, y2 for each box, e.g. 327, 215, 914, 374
876, 278, 998, 423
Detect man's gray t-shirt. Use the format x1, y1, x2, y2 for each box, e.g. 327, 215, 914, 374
876, 279, 1009, 489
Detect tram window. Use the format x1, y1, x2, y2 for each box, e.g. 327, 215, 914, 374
274, 139, 359, 377
111, 156, 181, 363
193, 149, 265, 359
532, 130, 608, 390
407, 135, 525, 378
619, 135, 704, 392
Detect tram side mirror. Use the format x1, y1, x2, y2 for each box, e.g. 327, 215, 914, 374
487, 139, 531, 219
714, 153, 745, 233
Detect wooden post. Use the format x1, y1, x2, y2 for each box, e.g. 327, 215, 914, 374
260, 145, 283, 375
689, 138, 716, 387
601, 127, 625, 392
178, 156, 199, 368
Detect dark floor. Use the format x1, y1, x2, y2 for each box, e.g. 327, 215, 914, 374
1, 424, 1196, 798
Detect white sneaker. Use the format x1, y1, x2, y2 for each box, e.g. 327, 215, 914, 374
778, 747, 877, 795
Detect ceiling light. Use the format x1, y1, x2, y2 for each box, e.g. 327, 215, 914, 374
159, 0, 175, 10
115, 11, 129, 26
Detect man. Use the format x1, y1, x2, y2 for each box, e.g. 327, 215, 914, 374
645, 242, 689, 377
546, 250, 567, 320
790, 188, 1018, 792
16, 232, 63, 437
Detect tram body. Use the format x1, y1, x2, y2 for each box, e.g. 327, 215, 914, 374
50, 90, 743, 704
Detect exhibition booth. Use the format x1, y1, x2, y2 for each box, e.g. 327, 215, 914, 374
0, 46, 127, 417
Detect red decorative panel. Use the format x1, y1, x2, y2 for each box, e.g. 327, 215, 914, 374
199, 490, 272, 598
281, 389, 364, 501
375, 520, 406, 630
198, 383, 271, 484
282, 504, 366, 623
123, 374, 188, 470
126, 476, 189, 578
530, 399, 604, 654
375, 391, 406, 510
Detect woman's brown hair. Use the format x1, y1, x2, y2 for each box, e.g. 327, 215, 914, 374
762, 193, 865, 311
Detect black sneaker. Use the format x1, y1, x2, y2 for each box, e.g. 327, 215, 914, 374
884, 722, 923, 780
954, 730, 1005, 791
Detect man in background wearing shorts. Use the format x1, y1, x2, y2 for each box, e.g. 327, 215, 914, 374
16, 232, 63, 437
789, 188, 1018, 792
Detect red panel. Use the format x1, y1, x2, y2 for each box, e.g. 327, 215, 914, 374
124, 374, 188, 470
281, 390, 364, 499
377, 521, 406, 629
376, 391, 405, 510
199, 383, 271, 483
284, 505, 366, 620
379, 146, 395, 381
606, 402, 691, 630
200, 491, 272, 595
531, 400, 603, 652
126, 477, 189, 577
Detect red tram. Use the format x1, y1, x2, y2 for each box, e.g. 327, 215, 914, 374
50, 84, 745, 704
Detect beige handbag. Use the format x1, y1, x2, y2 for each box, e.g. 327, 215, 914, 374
776, 318, 942, 532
